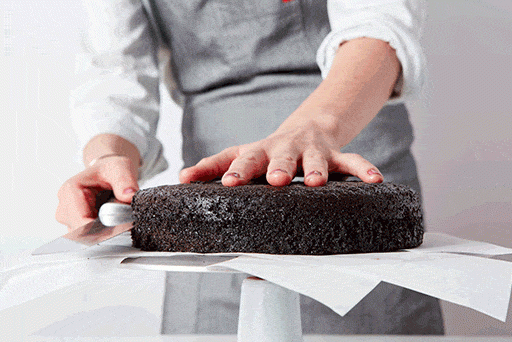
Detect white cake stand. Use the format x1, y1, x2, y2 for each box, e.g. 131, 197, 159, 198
121, 255, 304, 342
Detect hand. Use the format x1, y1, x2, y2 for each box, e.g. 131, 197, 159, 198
55, 156, 139, 231
180, 38, 398, 188
179, 116, 383, 187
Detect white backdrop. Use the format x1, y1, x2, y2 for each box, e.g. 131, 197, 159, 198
1, 0, 511, 336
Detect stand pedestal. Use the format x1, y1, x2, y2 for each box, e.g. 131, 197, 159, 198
121, 256, 304, 339
238, 277, 303, 342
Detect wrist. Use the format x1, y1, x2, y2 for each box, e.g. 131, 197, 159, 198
87, 153, 143, 168
288, 97, 354, 148
83, 134, 142, 170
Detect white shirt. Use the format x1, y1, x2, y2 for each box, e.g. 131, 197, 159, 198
72, 0, 427, 181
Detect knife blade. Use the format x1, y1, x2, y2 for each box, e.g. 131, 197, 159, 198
32, 202, 135, 255
120, 255, 240, 273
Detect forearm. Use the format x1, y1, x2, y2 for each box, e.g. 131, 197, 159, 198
83, 133, 141, 172
290, 37, 401, 147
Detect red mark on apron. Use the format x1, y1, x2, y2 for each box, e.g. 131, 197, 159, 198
282, 0, 294, 2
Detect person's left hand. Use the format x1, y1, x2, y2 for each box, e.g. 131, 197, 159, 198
180, 37, 401, 187
179, 110, 383, 187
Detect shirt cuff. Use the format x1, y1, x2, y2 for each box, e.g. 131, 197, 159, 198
316, 24, 426, 104
71, 110, 168, 183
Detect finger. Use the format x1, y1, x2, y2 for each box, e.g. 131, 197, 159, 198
66, 189, 98, 230
180, 147, 239, 183
329, 153, 383, 183
222, 149, 268, 186
56, 177, 101, 230
95, 157, 139, 203
302, 149, 329, 187
266, 154, 298, 187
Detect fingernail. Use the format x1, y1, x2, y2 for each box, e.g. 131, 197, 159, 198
270, 169, 288, 175
306, 171, 322, 178
225, 172, 241, 179
367, 169, 382, 176
123, 187, 137, 195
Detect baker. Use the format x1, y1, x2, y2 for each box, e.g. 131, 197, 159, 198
56, 0, 444, 334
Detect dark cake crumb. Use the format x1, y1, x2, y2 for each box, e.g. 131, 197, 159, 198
130, 181, 424, 255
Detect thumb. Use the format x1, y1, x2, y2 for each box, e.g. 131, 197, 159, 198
113, 184, 138, 203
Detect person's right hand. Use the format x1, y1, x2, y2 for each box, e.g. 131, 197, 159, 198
55, 156, 139, 231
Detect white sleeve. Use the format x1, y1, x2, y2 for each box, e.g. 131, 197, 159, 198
317, 0, 427, 103
71, 0, 168, 182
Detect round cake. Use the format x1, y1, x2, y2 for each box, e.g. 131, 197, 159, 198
130, 180, 424, 255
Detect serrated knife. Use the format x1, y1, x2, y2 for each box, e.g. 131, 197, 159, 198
32, 202, 134, 255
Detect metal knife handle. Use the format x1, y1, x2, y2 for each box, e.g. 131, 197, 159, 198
98, 202, 134, 227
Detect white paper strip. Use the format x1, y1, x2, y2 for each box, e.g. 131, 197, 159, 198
214, 256, 381, 316
322, 252, 512, 322
407, 233, 512, 256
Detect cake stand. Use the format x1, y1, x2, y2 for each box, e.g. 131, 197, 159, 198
121, 255, 304, 342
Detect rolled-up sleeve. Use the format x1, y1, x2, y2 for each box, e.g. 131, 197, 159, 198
317, 0, 427, 103
71, 0, 167, 181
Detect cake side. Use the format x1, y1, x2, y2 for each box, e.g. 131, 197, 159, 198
131, 181, 424, 255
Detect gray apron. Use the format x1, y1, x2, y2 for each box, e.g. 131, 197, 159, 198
145, 0, 443, 334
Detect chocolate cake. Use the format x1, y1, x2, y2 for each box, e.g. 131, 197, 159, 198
130, 180, 424, 255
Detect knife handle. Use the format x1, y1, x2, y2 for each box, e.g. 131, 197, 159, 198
98, 202, 134, 227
